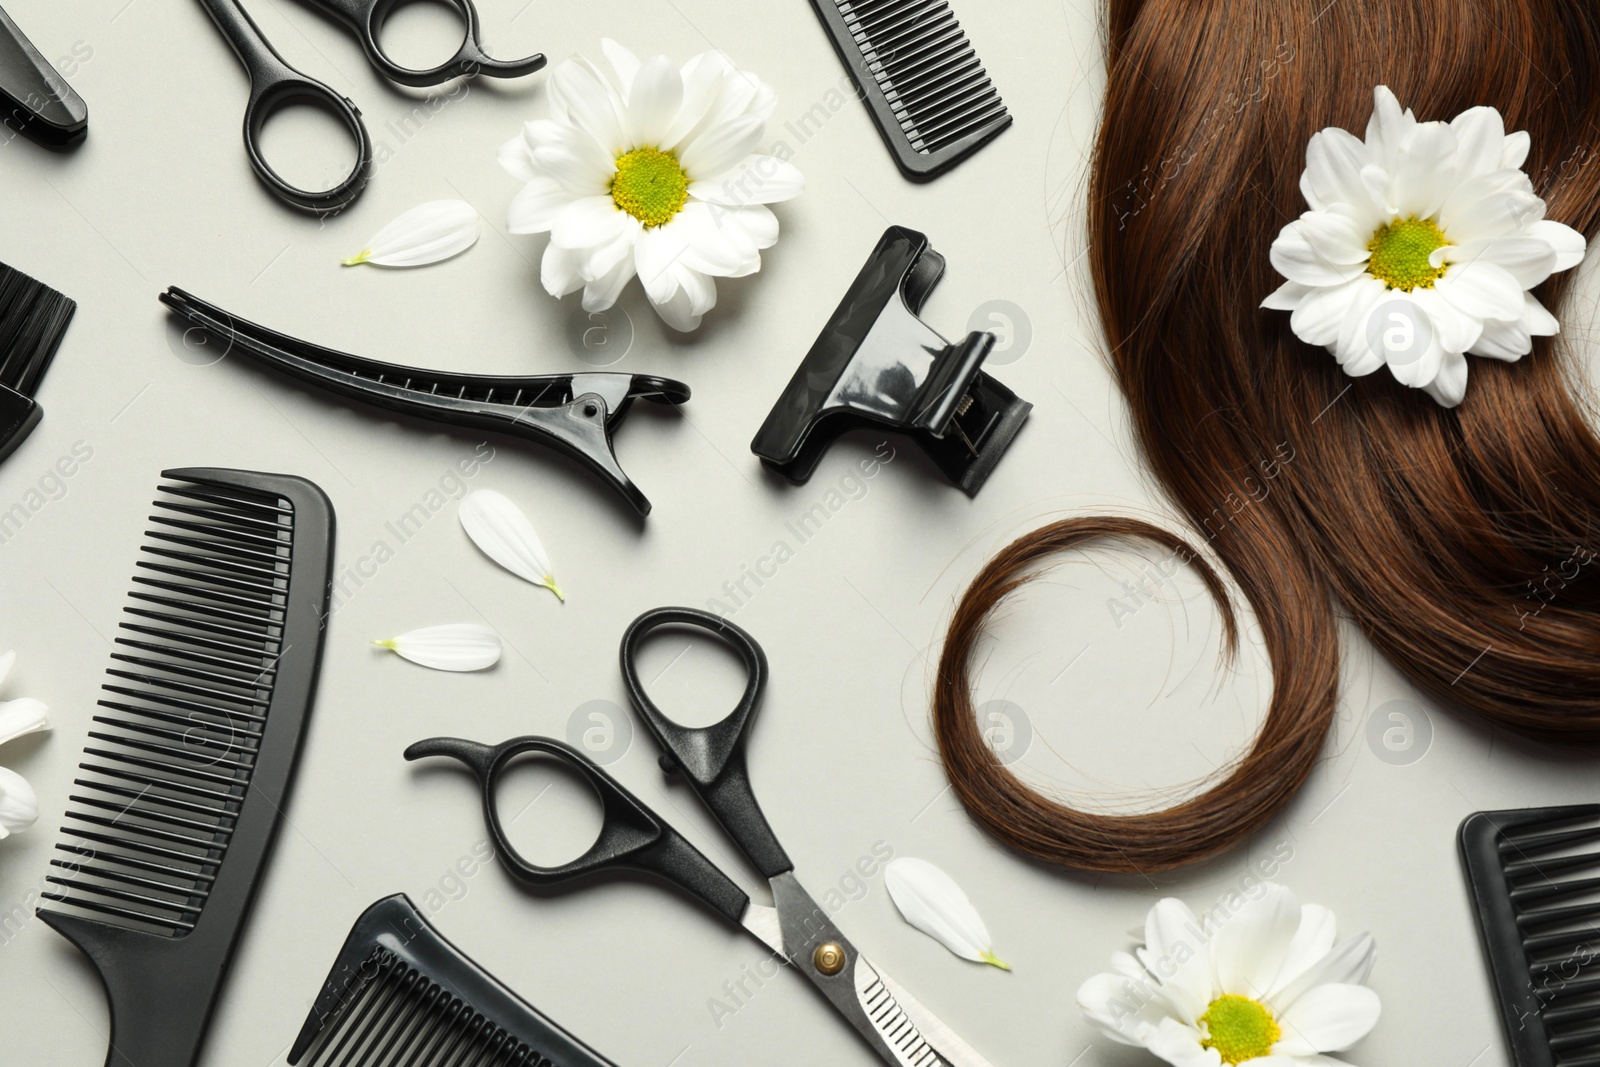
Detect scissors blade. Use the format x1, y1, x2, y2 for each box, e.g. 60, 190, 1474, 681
766, 873, 992, 1067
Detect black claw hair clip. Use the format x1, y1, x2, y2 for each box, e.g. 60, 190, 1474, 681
750, 226, 1031, 497
160, 287, 689, 517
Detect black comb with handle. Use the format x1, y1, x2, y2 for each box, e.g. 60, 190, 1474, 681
0, 260, 75, 465
1460, 805, 1600, 1066
806, 0, 1011, 180
37, 467, 335, 1067
290, 894, 620, 1067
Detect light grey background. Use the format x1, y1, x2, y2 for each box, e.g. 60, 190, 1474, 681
0, 0, 1594, 1064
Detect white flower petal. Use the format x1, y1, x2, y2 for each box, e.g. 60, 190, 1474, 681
508, 178, 575, 235
1261, 280, 1312, 311
1301, 127, 1377, 219
1386, 322, 1443, 389
0, 765, 38, 838
1527, 219, 1587, 271
679, 112, 766, 181
498, 136, 540, 184
1270, 932, 1377, 1015
459, 490, 565, 601
661, 49, 735, 150
1409, 286, 1483, 353
375, 624, 502, 672
0, 698, 49, 747
1137, 898, 1213, 1021
551, 58, 626, 154
1270, 904, 1338, 998
1521, 291, 1561, 336
1435, 259, 1526, 321
344, 201, 479, 268
551, 196, 628, 250
1363, 85, 1413, 170
599, 38, 641, 96
1450, 105, 1507, 180
532, 142, 614, 196
1274, 984, 1382, 1054
1333, 275, 1389, 374
690, 155, 805, 206
1390, 121, 1457, 220
582, 251, 638, 312
541, 242, 585, 298
1290, 278, 1367, 347
1147, 1017, 1220, 1067
1077, 971, 1164, 1044
1471, 314, 1534, 361
884, 858, 1009, 969
1443, 236, 1557, 289
1436, 171, 1539, 241
1422, 349, 1469, 407
1270, 220, 1367, 287
626, 55, 684, 148
1501, 129, 1531, 170
1211, 884, 1303, 998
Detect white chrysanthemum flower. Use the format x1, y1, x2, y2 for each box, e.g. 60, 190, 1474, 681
1263, 85, 1586, 407
1077, 883, 1379, 1066
0, 651, 47, 839
499, 38, 803, 332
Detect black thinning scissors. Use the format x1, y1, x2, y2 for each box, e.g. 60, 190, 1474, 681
407, 607, 995, 1067
195, 0, 545, 213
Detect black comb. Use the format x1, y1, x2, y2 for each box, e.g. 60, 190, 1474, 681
1461, 805, 1600, 1066
37, 467, 335, 1067
159, 286, 690, 518
806, 0, 1011, 180
290, 894, 621, 1067
0, 260, 75, 465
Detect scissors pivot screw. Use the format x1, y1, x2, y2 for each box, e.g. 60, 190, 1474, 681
813, 942, 848, 976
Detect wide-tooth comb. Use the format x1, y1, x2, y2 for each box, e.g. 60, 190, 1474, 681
1461, 805, 1600, 1066
37, 467, 335, 1067
806, 0, 1011, 180
0, 259, 75, 464
290, 894, 620, 1067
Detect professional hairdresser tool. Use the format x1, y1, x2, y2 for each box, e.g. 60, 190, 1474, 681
37, 468, 334, 1067
805, 0, 1009, 180
194, 0, 544, 212
0, 261, 75, 466
1460, 806, 1600, 1066
0, 5, 87, 148
290, 894, 619, 1067
408, 606, 996, 1067
752, 226, 1030, 496
161, 286, 689, 517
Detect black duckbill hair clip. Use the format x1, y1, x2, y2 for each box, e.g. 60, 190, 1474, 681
160, 287, 689, 517
750, 226, 1030, 497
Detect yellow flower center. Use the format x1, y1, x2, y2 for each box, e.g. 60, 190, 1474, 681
1200, 995, 1282, 1065
1366, 215, 1449, 291
610, 146, 689, 228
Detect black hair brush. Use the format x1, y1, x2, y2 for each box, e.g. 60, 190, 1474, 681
1461, 805, 1600, 1066
37, 467, 334, 1067
0, 260, 75, 465
290, 894, 620, 1067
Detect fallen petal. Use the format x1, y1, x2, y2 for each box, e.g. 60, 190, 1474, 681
344, 200, 481, 268
374, 624, 502, 672
459, 490, 565, 601
0, 698, 49, 747
885, 857, 1010, 970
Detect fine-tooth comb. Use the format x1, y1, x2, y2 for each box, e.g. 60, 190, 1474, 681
290, 894, 620, 1067
805, 0, 1011, 180
0, 259, 76, 465
37, 467, 335, 1067
1460, 805, 1600, 1066
159, 287, 690, 518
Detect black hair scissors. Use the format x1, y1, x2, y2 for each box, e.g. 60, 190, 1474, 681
195, 0, 545, 213
407, 607, 995, 1067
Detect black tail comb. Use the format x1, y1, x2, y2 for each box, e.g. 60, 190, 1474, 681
1461, 805, 1600, 1066
37, 467, 335, 1067
806, 0, 1010, 180
290, 894, 620, 1067
0, 260, 75, 465
159, 286, 689, 518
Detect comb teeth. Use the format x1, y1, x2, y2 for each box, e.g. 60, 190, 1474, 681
299, 949, 555, 1067
39, 478, 293, 937
817, 0, 1010, 178
1462, 806, 1600, 1067
0, 261, 75, 396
